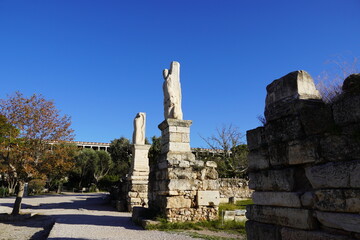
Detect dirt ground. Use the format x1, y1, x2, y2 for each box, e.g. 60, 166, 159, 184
0, 194, 246, 240
0, 214, 54, 240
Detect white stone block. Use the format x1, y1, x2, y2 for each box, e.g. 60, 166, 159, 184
166, 196, 191, 208
197, 191, 220, 206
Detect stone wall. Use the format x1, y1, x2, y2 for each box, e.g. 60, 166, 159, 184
219, 178, 253, 202
148, 119, 220, 222
246, 71, 360, 240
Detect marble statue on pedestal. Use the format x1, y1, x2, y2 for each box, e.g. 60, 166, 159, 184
132, 112, 146, 145
163, 61, 183, 120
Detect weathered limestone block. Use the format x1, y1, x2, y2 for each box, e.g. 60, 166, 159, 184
168, 179, 200, 191
158, 119, 192, 154
205, 161, 217, 168
296, 100, 334, 136
305, 160, 360, 189
202, 180, 220, 190
314, 189, 360, 213
219, 178, 253, 200
130, 184, 147, 192
333, 94, 360, 126
246, 221, 281, 240
342, 73, 360, 94
166, 196, 191, 208
223, 210, 246, 222
202, 167, 218, 180
249, 168, 295, 191
248, 149, 269, 170
268, 143, 288, 166
165, 152, 196, 162
316, 211, 360, 233
264, 116, 305, 143
288, 137, 319, 165
168, 167, 197, 180
252, 192, 301, 208
281, 227, 351, 240
320, 135, 360, 162
246, 205, 317, 230
162, 142, 191, 153
247, 127, 266, 151
265, 70, 321, 121
197, 191, 220, 206
223, 210, 236, 221
166, 206, 218, 222
131, 144, 151, 172
351, 162, 360, 187
194, 160, 204, 167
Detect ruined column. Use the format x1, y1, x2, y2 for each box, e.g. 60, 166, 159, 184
127, 112, 151, 211
148, 61, 220, 222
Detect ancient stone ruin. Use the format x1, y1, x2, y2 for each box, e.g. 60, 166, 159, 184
246, 71, 360, 239
127, 112, 151, 211
147, 61, 220, 222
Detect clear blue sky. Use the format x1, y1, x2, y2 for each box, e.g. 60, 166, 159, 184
0, 1, 359, 147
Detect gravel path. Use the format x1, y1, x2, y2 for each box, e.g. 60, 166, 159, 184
0, 193, 197, 240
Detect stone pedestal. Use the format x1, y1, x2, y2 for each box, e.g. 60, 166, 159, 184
149, 119, 219, 222
127, 144, 151, 211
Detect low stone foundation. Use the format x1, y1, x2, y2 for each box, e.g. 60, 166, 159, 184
166, 206, 218, 222
219, 178, 253, 202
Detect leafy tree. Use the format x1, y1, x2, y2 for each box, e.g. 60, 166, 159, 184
92, 150, 112, 184
0, 114, 20, 195
0, 92, 74, 215
108, 137, 132, 177
40, 143, 79, 193
70, 149, 112, 190
201, 124, 248, 178
72, 148, 98, 189
148, 136, 161, 165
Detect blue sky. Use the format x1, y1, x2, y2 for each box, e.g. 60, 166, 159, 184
0, 1, 359, 147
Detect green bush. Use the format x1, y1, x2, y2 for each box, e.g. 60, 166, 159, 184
98, 175, 120, 191
89, 183, 98, 192
28, 179, 46, 195
0, 187, 9, 197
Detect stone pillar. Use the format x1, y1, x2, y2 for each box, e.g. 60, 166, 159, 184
127, 143, 151, 211
149, 118, 220, 222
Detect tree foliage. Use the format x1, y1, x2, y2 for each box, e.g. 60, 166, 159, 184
201, 124, 248, 178
40, 143, 79, 193
148, 135, 161, 165
69, 148, 113, 189
72, 148, 97, 188
0, 92, 74, 214
92, 150, 112, 183
108, 137, 132, 177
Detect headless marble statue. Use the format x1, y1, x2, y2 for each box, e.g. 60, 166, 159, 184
163, 61, 183, 120
132, 112, 146, 145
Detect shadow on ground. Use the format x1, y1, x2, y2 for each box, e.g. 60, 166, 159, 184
0, 215, 55, 240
